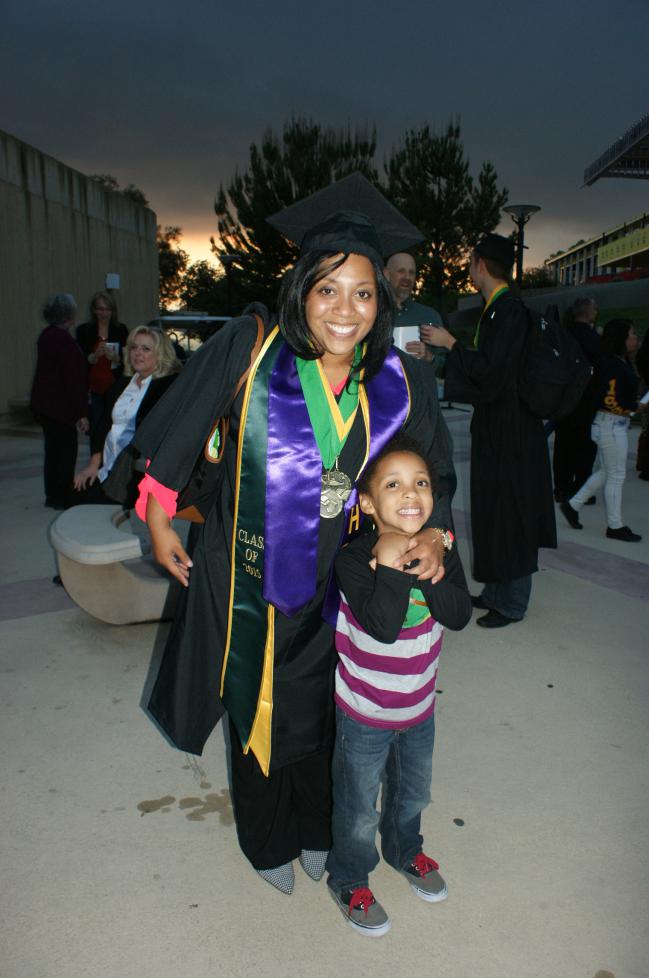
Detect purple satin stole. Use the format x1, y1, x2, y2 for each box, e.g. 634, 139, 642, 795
264, 344, 410, 617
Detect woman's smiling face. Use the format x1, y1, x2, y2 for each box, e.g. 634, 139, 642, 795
304, 253, 378, 368
129, 332, 159, 378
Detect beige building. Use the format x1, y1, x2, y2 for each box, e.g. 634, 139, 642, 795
544, 211, 649, 286
0, 129, 158, 414
545, 111, 649, 287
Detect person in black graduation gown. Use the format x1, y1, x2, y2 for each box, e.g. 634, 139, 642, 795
423, 233, 556, 628
552, 297, 603, 502
133, 177, 457, 895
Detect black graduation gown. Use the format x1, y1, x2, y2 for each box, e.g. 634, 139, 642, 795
134, 307, 453, 771
444, 292, 556, 582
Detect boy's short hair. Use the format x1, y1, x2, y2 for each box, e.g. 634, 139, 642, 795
357, 434, 438, 496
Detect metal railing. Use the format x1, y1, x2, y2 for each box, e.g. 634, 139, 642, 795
584, 112, 649, 185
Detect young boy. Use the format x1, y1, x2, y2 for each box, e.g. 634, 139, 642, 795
327, 434, 472, 936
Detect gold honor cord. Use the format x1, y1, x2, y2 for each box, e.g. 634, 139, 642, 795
315, 358, 359, 445
221, 326, 280, 697
348, 360, 412, 490
244, 605, 275, 775
473, 285, 509, 348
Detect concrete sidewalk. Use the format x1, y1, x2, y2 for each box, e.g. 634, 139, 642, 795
1, 418, 647, 978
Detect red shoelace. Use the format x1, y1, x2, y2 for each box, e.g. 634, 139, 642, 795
348, 887, 376, 916
411, 852, 440, 877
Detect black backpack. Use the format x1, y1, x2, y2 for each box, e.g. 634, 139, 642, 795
518, 304, 592, 421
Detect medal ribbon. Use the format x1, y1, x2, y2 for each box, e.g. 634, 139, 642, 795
295, 350, 362, 469
473, 284, 509, 348
322, 348, 412, 626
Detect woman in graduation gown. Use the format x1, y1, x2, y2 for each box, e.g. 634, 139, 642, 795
134, 186, 454, 894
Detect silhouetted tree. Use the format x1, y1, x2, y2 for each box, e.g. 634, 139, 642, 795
158, 226, 189, 310
178, 260, 228, 314
88, 173, 149, 206
213, 118, 379, 307
521, 266, 556, 290
386, 121, 508, 314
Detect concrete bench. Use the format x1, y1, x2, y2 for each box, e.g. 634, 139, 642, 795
50, 505, 181, 624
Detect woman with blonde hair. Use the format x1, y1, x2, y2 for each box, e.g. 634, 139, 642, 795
73, 326, 181, 505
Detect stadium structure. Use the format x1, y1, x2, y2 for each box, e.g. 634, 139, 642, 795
545, 112, 649, 286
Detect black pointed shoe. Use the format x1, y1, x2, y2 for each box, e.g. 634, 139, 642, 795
476, 610, 521, 628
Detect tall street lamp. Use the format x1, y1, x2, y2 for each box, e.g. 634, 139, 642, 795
503, 204, 541, 285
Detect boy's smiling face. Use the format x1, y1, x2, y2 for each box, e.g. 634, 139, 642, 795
359, 451, 434, 536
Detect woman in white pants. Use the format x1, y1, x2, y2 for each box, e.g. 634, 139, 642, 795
560, 319, 641, 542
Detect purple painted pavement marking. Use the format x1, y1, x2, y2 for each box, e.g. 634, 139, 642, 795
539, 541, 649, 603
451, 508, 649, 604
0, 577, 74, 621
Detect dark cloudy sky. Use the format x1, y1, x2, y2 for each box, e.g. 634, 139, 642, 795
2, 0, 648, 269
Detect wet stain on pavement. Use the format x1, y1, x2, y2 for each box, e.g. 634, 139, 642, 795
136, 790, 233, 824
179, 790, 233, 824
138, 795, 176, 815
594, 971, 615, 978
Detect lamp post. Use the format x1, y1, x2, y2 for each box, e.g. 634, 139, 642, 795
219, 253, 242, 314
503, 204, 541, 285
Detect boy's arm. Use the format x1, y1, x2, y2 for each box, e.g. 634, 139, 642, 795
417, 546, 472, 631
335, 542, 413, 645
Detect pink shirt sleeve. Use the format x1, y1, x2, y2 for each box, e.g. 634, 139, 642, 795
135, 463, 178, 521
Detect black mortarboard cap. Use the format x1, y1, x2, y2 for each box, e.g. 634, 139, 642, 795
474, 232, 516, 269
267, 172, 424, 264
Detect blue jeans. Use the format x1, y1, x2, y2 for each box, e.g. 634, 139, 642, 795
326, 707, 435, 892
481, 575, 532, 619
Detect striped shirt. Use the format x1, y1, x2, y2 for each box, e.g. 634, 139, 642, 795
335, 594, 443, 729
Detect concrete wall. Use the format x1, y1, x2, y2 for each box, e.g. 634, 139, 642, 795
0, 129, 159, 413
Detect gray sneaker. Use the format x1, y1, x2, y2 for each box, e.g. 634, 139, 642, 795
329, 885, 391, 937
401, 852, 448, 903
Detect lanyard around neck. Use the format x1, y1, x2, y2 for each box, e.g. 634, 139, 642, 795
296, 348, 363, 469
473, 285, 509, 348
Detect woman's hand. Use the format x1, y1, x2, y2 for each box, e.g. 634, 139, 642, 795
420, 324, 456, 351
373, 531, 411, 567
73, 454, 101, 490
395, 527, 446, 583
147, 494, 193, 587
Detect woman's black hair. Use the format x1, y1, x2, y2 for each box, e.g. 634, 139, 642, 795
277, 249, 396, 383
357, 433, 438, 497
601, 318, 634, 357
